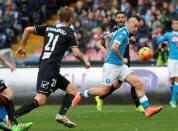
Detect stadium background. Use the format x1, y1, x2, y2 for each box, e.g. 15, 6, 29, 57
1, 1, 178, 131
0, 0, 178, 105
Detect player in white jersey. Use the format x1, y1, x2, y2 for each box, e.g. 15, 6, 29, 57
72, 17, 163, 118
153, 16, 178, 108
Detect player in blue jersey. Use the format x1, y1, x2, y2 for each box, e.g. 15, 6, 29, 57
72, 16, 163, 118
153, 16, 178, 108
0, 54, 33, 131
95, 11, 143, 112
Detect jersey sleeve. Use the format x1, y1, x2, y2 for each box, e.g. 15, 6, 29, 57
155, 33, 169, 44
67, 29, 79, 48
114, 32, 127, 45
34, 25, 47, 36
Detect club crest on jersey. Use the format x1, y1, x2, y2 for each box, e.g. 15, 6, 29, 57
105, 79, 111, 84
118, 34, 123, 38
41, 81, 50, 89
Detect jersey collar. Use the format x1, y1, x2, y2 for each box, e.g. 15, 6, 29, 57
124, 26, 129, 36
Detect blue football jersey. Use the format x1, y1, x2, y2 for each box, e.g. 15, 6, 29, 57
105, 26, 129, 65
155, 32, 178, 60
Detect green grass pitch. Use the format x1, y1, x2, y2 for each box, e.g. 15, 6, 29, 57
17, 105, 178, 131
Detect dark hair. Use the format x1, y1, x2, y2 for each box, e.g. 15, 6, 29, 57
58, 6, 73, 22
115, 10, 126, 16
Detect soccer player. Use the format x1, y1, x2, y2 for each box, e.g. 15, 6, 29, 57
0, 54, 33, 131
153, 16, 178, 108
72, 17, 163, 118
14, 6, 90, 128
95, 11, 144, 112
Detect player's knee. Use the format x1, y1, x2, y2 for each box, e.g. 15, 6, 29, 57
36, 98, 46, 106
35, 94, 47, 106
65, 83, 76, 96
100, 87, 109, 96
112, 82, 120, 89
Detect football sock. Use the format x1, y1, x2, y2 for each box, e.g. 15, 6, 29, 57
131, 87, 140, 107
139, 95, 150, 109
15, 99, 39, 118
59, 94, 74, 115
4, 100, 18, 125
80, 90, 90, 98
100, 86, 116, 99
0, 96, 18, 125
171, 83, 178, 103
0, 107, 6, 120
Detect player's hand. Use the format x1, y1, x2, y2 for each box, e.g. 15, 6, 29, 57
152, 34, 157, 39
152, 33, 161, 39
123, 58, 128, 64
129, 36, 136, 45
7, 63, 15, 72
15, 47, 26, 60
85, 60, 91, 69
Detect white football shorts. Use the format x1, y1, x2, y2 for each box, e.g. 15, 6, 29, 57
101, 63, 133, 86
168, 59, 178, 78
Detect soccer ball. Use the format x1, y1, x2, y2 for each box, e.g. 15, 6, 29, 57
138, 47, 152, 61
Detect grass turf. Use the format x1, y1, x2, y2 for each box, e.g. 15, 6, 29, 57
17, 105, 178, 131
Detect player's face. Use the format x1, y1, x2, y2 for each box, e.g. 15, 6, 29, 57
115, 14, 126, 27
172, 20, 178, 31
128, 20, 139, 34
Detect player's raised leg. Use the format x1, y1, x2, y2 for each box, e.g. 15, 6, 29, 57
125, 74, 163, 118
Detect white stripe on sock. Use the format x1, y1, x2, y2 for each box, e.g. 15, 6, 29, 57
84, 90, 89, 97
139, 95, 148, 103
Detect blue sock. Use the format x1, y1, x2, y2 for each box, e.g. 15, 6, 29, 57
80, 90, 90, 98
0, 107, 7, 120
171, 85, 178, 103
176, 85, 178, 95
139, 95, 150, 109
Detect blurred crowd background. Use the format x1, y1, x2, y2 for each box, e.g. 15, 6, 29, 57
0, 0, 178, 66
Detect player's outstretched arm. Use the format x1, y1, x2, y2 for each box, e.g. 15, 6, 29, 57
71, 47, 90, 69
152, 33, 168, 45
16, 27, 35, 59
0, 54, 15, 72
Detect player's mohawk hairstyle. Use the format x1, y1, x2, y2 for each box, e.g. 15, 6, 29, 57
133, 15, 141, 22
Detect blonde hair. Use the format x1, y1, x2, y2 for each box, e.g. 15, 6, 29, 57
58, 6, 73, 22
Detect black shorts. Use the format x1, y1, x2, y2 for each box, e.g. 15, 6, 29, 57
124, 44, 130, 67
37, 69, 70, 96
0, 80, 7, 93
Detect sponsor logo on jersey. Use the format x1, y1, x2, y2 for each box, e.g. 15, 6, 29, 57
171, 36, 178, 42
46, 27, 67, 35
